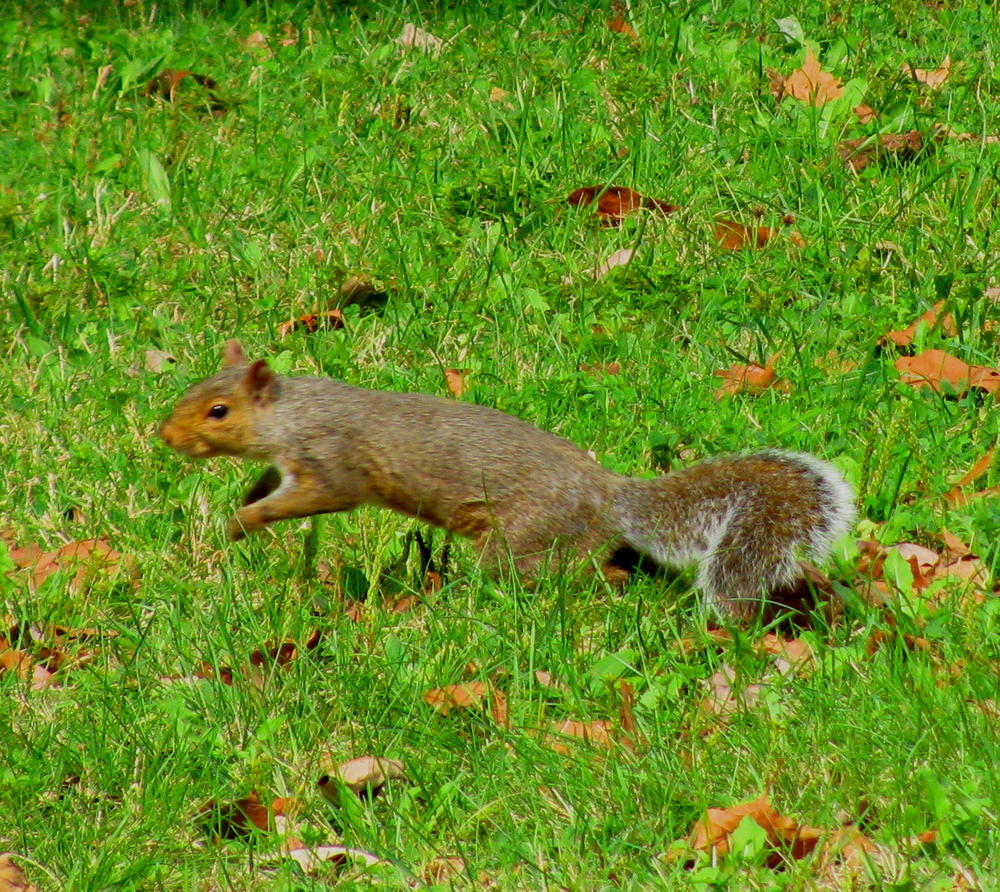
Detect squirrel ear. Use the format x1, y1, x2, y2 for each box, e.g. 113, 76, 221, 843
242, 359, 275, 404
222, 340, 248, 369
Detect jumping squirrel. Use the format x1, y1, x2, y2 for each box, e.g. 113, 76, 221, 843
159, 341, 855, 618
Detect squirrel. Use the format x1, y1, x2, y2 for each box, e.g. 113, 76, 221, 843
159, 340, 855, 619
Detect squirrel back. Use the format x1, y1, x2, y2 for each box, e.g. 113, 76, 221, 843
160, 341, 855, 619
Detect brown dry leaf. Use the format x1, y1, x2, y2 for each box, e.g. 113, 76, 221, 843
895, 349, 1000, 396
0, 854, 40, 892
444, 368, 468, 398
608, 1, 638, 37
757, 634, 814, 675
853, 103, 877, 123
838, 131, 922, 172
713, 352, 790, 399
585, 247, 635, 280
277, 309, 345, 337
488, 86, 509, 102
283, 844, 387, 872
688, 794, 800, 859
279, 22, 298, 46
782, 49, 843, 106
424, 681, 490, 716
867, 629, 933, 655
199, 792, 272, 840
701, 664, 762, 718
944, 450, 997, 507
250, 629, 322, 668
879, 300, 957, 348
567, 185, 679, 226
579, 361, 621, 377
12, 538, 128, 593
242, 31, 269, 52
0, 636, 57, 690
543, 718, 615, 755
144, 348, 177, 373
318, 755, 405, 803
423, 857, 466, 884
398, 23, 443, 54
903, 56, 952, 90
712, 219, 778, 250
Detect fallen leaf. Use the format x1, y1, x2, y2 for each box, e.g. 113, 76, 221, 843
879, 300, 956, 348
853, 103, 877, 123
542, 718, 615, 754
781, 49, 843, 106
488, 86, 509, 102
579, 361, 621, 376
11, 538, 129, 593
423, 857, 466, 884
277, 309, 345, 337
398, 23, 443, 54
198, 792, 272, 840
838, 131, 923, 172
608, 1, 638, 37
444, 368, 468, 398
688, 794, 803, 860
713, 352, 790, 399
895, 349, 1000, 396
0, 854, 40, 892
143, 69, 226, 113
283, 844, 387, 872
757, 634, 814, 675
944, 449, 995, 506
279, 22, 298, 46
424, 681, 490, 716
712, 219, 780, 250
318, 755, 406, 803
242, 31, 269, 52
249, 629, 322, 668
903, 56, 951, 90
587, 247, 635, 280
700, 664, 762, 717
567, 185, 678, 226
144, 348, 177, 373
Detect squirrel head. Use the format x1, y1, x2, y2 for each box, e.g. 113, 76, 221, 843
159, 340, 278, 459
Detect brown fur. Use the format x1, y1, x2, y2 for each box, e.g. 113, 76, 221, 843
160, 341, 855, 618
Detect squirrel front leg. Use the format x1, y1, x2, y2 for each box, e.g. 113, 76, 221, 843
229, 462, 365, 540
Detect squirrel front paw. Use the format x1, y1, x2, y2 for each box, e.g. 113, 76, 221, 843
227, 515, 248, 541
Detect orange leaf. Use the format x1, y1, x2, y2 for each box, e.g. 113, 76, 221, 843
713, 352, 789, 399
712, 219, 776, 250
689, 794, 798, 857
608, 0, 637, 37
424, 681, 490, 716
782, 49, 843, 106
543, 718, 615, 754
198, 792, 273, 839
567, 185, 678, 226
277, 309, 345, 337
895, 349, 1000, 395
879, 300, 956, 348
444, 368, 468, 398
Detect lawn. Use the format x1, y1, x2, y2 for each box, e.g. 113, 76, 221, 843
2, 0, 999, 888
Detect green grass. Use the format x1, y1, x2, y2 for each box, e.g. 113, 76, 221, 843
2, 0, 1000, 888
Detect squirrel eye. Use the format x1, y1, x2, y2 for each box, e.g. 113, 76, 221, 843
207, 404, 229, 419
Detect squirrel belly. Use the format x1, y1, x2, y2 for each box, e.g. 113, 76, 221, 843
160, 341, 856, 619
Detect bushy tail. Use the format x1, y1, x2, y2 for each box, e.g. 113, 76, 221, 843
613, 451, 855, 617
